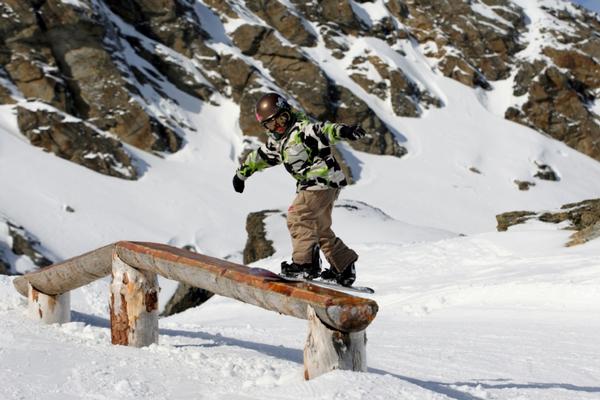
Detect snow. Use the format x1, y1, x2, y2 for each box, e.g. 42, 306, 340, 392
1, 0, 600, 398
1, 225, 599, 399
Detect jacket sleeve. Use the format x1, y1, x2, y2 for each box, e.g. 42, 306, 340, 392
236, 140, 282, 180
312, 121, 345, 146
312, 121, 365, 145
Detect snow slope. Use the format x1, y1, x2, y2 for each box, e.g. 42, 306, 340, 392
1, 0, 600, 399
1, 223, 599, 400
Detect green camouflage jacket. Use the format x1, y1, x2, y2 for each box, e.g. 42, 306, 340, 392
236, 113, 351, 191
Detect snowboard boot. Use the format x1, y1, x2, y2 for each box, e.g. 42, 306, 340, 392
320, 262, 356, 287
281, 245, 322, 279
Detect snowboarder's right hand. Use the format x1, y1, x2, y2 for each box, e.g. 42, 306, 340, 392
232, 175, 245, 193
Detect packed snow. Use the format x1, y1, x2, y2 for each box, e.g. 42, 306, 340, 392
1, 0, 600, 399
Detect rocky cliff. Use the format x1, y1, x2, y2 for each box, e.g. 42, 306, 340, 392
2, 0, 597, 179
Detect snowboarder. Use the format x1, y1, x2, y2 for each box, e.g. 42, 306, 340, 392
232, 92, 366, 287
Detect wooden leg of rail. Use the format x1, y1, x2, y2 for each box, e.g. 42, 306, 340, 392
110, 252, 159, 347
303, 305, 367, 380
27, 283, 71, 324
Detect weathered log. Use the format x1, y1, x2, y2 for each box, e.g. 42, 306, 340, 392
115, 242, 377, 333
27, 283, 71, 324
13, 244, 114, 296
303, 306, 367, 380
109, 252, 159, 347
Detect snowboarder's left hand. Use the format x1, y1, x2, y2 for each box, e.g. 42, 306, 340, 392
232, 175, 245, 193
340, 124, 366, 141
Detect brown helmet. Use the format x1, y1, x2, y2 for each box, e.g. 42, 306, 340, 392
255, 93, 290, 123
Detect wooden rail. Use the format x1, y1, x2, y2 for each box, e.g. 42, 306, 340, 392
13, 241, 378, 379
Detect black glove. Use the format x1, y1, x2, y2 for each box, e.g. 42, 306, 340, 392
339, 124, 366, 141
232, 175, 245, 193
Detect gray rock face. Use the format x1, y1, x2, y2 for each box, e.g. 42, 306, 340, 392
17, 106, 137, 180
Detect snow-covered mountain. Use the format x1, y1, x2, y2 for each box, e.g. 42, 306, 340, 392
1, 1, 599, 399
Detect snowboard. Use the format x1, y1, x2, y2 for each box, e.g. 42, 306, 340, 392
248, 267, 375, 294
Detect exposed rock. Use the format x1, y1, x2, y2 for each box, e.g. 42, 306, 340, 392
534, 162, 559, 181
161, 283, 215, 317
320, 0, 362, 32
396, 0, 526, 89
507, 63, 600, 161
496, 211, 537, 232
202, 0, 239, 19
244, 210, 279, 265
350, 72, 388, 101
160, 245, 214, 317
568, 222, 600, 247
514, 180, 535, 191
104, 0, 217, 101
0, 84, 15, 104
6, 221, 53, 268
218, 55, 256, 103
246, 0, 317, 47
0, 252, 9, 275
4, 50, 67, 108
238, 76, 268, 137
332, 85, 407, 157
292, 0, 362, 34
496, 199, 600, 246
17, 106, 137, 180
0, 0, 184, 155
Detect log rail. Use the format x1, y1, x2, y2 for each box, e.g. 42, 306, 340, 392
13, 241, 378, 379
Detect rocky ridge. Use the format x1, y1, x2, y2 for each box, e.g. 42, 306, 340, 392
1, 0, 599, 176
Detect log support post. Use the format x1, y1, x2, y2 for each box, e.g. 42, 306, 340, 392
110, 252, 159, 347
27, 283, 71, 324
303, 306, 367, 380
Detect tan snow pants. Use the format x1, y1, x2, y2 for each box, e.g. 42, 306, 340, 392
287, 188, 357, 272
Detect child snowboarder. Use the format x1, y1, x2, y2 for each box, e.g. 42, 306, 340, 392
232, 92, 365, 287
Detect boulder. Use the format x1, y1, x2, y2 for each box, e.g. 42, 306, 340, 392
243, 210, 278, 265
161, 283, 215, 317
